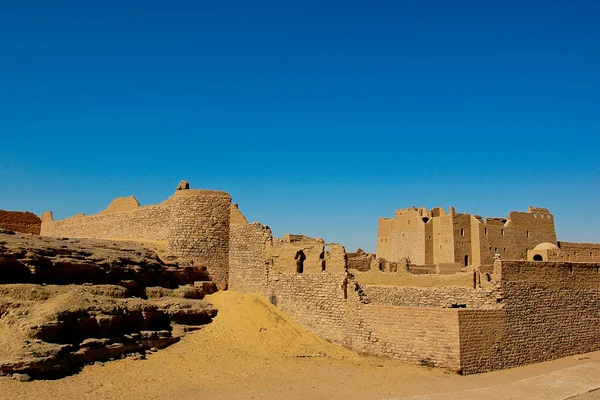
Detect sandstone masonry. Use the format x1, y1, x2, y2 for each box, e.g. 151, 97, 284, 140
40, 183, 232, 289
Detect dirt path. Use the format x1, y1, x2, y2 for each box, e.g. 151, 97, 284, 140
2, 291, 600, 400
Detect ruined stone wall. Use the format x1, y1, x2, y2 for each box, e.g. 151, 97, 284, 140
363, 285, 499, 309
228, 223, 477, 371
228, 224, 351, 343
98, 196, 141, 214
458, 260, 600, 374
352, 269, 475, 287
40, 186, 233, 290
268, 272, 350, 344
270, 235, 345, 274
266, 272, 465, 370
550, 242, 600, 262
228, 222, 271, 294
347, 250, 375, 272
40, 203, 172, 241
406, 264, 437, 274
167, 190, 231, 289
0, 210, 41, 235
229, 204, 248, 225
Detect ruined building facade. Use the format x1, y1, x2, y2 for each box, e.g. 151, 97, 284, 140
26, 182, 600, 374
377, 206, 557, 267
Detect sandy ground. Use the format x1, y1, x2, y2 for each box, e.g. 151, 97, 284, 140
1, 290, 600, 400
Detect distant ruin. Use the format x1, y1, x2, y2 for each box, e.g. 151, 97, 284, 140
12, 181, 600, 374
40, 185, 232, 289
377, 205, 558, 267
0, 210, 41, 235
375, 205, 600, 269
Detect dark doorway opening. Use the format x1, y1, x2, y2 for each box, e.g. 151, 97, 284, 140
295, 250, 306, 273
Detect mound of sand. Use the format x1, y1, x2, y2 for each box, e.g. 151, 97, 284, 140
198, 291, 357, 360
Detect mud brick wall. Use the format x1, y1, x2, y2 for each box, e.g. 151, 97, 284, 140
270, 237, 346, 274
0, 210, 41, 234
261, 272, 465, 371
350, 303, 461, 371
228, 222, 271, 294
498, 260, 600, 368
550, 242, 600, 262
364, 285, 499, 309
267, 272, 349, 344
167, 190, 231, 289
347, 255, 373, 271
41, 188, 234, 290
458, 260, 600, 374
40, 204, 172, 241
457, 309, 506, 374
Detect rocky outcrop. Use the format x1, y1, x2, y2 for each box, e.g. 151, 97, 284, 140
0, 284, 216, 379
0, 232, 220, 380
0, 211, 41, 235
0, 233, 214, 295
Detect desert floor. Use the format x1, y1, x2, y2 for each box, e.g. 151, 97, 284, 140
1, 291, 600, 400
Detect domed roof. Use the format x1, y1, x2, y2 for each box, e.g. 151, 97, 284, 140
533, 242, 559, 250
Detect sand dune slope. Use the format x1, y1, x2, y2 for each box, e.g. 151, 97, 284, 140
199, 290, 357, 360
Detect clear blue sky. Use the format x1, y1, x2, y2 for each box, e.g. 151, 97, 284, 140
1, 1, 599, 252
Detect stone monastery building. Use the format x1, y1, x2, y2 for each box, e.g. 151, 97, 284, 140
377, 206, 557, 267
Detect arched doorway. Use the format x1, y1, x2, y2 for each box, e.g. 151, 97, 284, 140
533, 254, 543, 261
